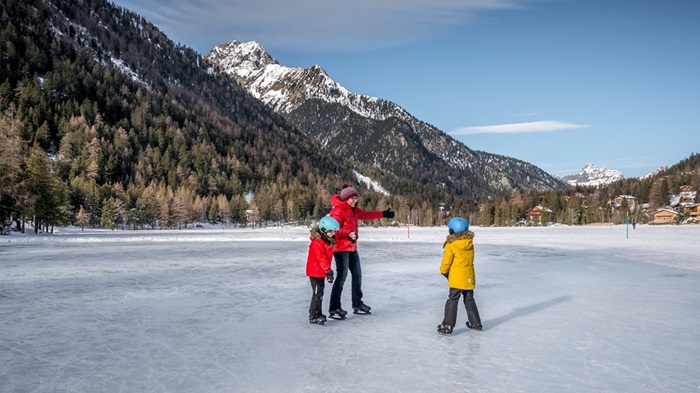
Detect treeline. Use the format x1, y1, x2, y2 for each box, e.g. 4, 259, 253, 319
478, 153, 700, 226
0, 0, 476, 234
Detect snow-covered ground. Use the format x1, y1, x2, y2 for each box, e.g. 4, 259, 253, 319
1, 225, 699, 392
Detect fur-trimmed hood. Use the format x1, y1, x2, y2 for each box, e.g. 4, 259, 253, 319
310, 225, 335, 247
443, 230, 474, 248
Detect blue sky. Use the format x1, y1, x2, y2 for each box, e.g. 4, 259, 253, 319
112, 0, 699, 178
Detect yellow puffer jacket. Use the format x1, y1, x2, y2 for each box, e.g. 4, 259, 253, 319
440, 230, 475, 290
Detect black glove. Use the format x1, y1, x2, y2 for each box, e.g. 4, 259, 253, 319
442, 272, 449, 279
382, 208, 395, 219
326, 270, 334, 283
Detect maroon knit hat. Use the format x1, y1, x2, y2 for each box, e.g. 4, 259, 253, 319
339, 183, 358, 201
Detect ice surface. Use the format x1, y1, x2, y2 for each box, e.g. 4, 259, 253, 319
1, 225, 699, 392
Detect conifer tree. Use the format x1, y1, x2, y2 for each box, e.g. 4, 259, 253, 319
0, 108, 28, 222
26, 145, 69, 233
100, 197, 115, 229
75, 205, 89, 230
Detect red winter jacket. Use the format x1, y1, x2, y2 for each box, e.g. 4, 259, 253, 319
329, 194, 384, 252
306, 228, 335, 278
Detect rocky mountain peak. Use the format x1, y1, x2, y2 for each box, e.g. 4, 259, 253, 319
206, 40, 278, 81
205, 41, 398, 119
561, 163, 624, 186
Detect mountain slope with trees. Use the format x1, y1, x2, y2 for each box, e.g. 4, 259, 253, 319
1, 0, 485, 233
206, 40, 568, 201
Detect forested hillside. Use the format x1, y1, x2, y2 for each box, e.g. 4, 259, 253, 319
479, 153, 700, 226
0, 0, 478, 234
207, 40, 568, 201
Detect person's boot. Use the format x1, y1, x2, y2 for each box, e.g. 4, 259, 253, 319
309, 315, 326, 325
329, 308, 348, 320
437, 324, 453, 335
466, 321, 482, 331
353, 303, 371, 315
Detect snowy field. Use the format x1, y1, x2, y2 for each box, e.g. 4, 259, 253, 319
1, 225, 699, 393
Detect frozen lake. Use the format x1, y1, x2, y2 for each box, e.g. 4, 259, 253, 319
1, 225, 699, 392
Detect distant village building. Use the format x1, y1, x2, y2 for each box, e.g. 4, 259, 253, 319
679, 185, 697, 206
669, 195, 682, 208
526, 205, 552, 223
651, 209, 679, 224
613, 195, 636, 210
686, 204, 700, 223
669, 185, 696, 209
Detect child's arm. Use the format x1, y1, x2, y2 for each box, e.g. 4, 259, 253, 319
439, 247, 454, 277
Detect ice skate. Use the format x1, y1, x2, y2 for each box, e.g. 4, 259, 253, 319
437, 324, 453, 335
466, 321, 482, 331
352, 303, 371, 315
309, 315, 326, 325
329, 308, 348, 320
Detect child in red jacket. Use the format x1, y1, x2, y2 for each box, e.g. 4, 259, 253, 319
306, 215, 340, 325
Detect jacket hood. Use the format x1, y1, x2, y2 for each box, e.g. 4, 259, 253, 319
443, 230, 474, 249
330, 194, 344, 208
310, 225, 335, 247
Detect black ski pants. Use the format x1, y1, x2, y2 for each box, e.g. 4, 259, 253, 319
442, 288, 481, 328
309, 277, 325, 318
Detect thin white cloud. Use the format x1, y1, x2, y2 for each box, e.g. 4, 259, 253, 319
113, 0, 529, 53
450, 121, 591, 135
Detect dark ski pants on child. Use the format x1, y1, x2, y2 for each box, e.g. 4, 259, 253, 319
442, 288, 481, 328
309, 277, 325, 318
329, 250, 363, 310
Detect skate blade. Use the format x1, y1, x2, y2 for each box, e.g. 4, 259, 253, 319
352, 310, 371, 315
329, 315, 346, 320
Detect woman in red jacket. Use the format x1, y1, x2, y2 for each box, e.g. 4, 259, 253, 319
328, 184, 394, 319
306, 215, 340, 325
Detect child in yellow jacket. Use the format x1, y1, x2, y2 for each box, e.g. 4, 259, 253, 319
437, 217, 482, 335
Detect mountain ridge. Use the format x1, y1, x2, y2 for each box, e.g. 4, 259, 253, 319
205, 40, 568, 200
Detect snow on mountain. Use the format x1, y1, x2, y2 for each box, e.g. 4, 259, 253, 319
641, 166, 668, 180
205, 40, 568, 198
561, 163, 624, 187
206, 41, 400, 120
353, 170, 390, 196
